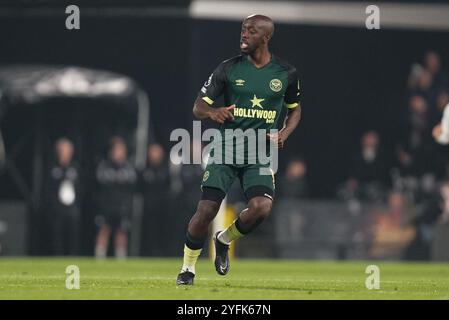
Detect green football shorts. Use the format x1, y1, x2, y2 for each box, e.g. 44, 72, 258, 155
200, 163, 275, 195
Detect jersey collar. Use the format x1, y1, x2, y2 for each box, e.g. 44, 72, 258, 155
245, 53, 274, 70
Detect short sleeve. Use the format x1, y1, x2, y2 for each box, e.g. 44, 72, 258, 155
284, 68, 301, 109
198, 63, 227, 106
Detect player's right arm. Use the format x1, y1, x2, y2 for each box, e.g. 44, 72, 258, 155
193, 98, 235, 123
193, 61, 235, 124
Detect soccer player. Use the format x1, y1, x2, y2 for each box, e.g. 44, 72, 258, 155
176, 14, 302, 285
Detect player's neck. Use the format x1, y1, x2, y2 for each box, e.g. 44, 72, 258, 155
248, 47, 271, 68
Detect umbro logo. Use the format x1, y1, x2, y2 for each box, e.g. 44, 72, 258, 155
235, 79, 245, 86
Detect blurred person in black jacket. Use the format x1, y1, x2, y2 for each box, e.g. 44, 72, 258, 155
141, 143, 170, 256
410, 69, 436, 107
45, 138, 81, 255
395, 96, 437, 181
406, 95, 432, 150
407, 51, 447, 112
94, 137, 137, 259
404, 180, 449, 260
344, 131, 388, 202
407, 51, 448, 127
424, 51, 448, 94
169, 140, 204, 255
278, 157, 309, 199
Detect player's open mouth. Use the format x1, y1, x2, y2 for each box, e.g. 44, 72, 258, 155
240, 42, 248, 49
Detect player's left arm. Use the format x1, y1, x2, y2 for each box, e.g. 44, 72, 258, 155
278, 106, 301, 147
268, 68, 302, 148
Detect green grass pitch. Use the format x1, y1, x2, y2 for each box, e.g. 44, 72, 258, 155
0, 258, 448, 299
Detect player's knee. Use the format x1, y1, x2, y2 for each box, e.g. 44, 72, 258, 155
98, 225, 110, 237
190, 200, 221, 229
248, 197, 272, 220
197, 200, 221, 218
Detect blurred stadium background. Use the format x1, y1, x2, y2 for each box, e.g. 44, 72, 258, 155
0, 0, 449, 264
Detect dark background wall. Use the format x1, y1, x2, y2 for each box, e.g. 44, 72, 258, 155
1, 13, 449, 199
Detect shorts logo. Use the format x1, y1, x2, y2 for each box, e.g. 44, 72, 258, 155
202, 170, 210, 182
269, 79, 282, 92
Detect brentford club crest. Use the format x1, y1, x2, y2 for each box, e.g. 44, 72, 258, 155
269, 79, 282, 92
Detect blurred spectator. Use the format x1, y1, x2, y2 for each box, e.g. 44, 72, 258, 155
431, 181, 449, 261
366, 191, 415, 259
179, 140, 205, 200
407, 95, 430, 149
415, 69, 434, 99
168, 139, 204, 255
393, 145, 415, 177
278, 157, 309, 199
95, 136, 137, 259
395, 95, 437, 179
407, 62, 424, 91
44, 138, 81, 255
436, 91, 449, 117
343, 131, 388, 201
141, 143, 170, 256
437, 181, 449, 224
407, 51, 449, 124
403, 179, 447, 261
424, 51, 448, 92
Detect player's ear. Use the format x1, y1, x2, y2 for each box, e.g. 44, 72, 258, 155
263, 34, 270, 44
264, 31, 272, 43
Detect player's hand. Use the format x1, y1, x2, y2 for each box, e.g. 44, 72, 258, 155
266, 132, 286, 149
209, 105, 236, 124
433, 124, 442, 140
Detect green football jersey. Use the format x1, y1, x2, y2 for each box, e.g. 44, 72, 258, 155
199, 54, 301, 165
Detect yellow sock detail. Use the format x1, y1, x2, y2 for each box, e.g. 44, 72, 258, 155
181, 245, 202, 274
218, 220, 244, 244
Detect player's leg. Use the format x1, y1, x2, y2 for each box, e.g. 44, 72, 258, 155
114, 217, 130, 259
217, 193, 273, 242
114, 228, 128, 259
95, 223, 111, 259
182, 193, 225, 275
66, 206, 80, 256
233, 164, 275, 237
214, 191, 273, 275
49, 207, 64, 255
177, 192, 224, 285
214, 165, 275, 275
177, 164, 236, 285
